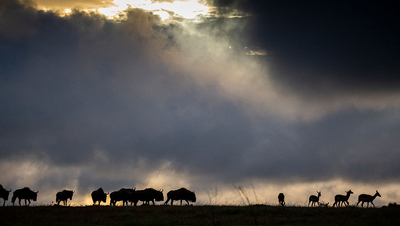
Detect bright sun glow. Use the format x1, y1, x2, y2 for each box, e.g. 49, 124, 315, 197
98, 0, 210, 20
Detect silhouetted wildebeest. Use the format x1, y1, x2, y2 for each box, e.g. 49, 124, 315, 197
11, 187, 39, 206
356, 190, 381, 208
110, 188, 135, 206
278, 193, 285, 206
333, 190, 353, 207
91, 188, 108, 205
131, 188, 164, 206
56, 190, 74, 206
164, 188, 196, 205
0, 184, 12, 206
308, 191, 321, 207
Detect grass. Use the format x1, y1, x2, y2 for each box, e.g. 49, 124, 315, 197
1, 205, 400, 226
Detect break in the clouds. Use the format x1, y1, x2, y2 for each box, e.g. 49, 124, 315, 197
1, 0, 400, 206
35, 0, 115, 9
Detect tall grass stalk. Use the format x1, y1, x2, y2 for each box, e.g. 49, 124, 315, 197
233, 184, 259, 226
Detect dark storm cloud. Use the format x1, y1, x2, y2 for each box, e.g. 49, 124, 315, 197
209, 0, 400, 98
1, 0, 400, 205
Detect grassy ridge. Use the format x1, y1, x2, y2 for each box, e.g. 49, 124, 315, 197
1, 205, 399, 225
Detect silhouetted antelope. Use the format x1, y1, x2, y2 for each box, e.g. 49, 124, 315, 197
333, 190, 353, 207
278, 193, 285, 206
356, 190, 381, 208
308, 191, 321, 207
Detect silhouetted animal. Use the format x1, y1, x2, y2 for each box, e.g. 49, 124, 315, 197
278, 193, 285, 206
11, 187, 39, 206
333, 190, 353, 207
56, 190, 74, 206
308, 191, 321, 207
0, 184, 12, 207
110, 188, 135, 206
356, 190, 381, 208
164, 188, 196, 205
91, 188, 108, 205
131, 188, 164, 206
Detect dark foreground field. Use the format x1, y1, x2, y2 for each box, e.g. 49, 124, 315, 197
1, 205, 399, 226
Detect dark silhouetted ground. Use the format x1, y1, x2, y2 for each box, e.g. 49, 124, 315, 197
1, 205, 399, 225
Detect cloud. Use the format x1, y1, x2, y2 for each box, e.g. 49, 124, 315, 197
35, 0, 115, 9
1, 0, 400, 206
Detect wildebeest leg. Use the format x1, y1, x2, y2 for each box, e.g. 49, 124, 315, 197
19, 198, 22, 206
180, 199, 183, 205
185, 200, 189, 205
371, 202, 375, 208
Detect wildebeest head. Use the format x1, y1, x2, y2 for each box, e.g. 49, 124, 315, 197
31, 190, 39, 201
0, 185, 11, 200
189, 191, 196, 202
155, 189, 164, 201
145, 188, 164, 201
3, 192, 10, 200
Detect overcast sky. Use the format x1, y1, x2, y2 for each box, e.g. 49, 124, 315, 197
1, 0, 399, 206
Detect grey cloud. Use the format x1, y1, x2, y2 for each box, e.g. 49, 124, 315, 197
1, 0, 400, 206
208, 1, 400, 99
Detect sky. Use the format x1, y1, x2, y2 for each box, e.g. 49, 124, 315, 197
1, 0, 400, 206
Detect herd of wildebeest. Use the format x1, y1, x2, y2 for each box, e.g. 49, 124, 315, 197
0, 185, 195, 207
0, 184, 384, 208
